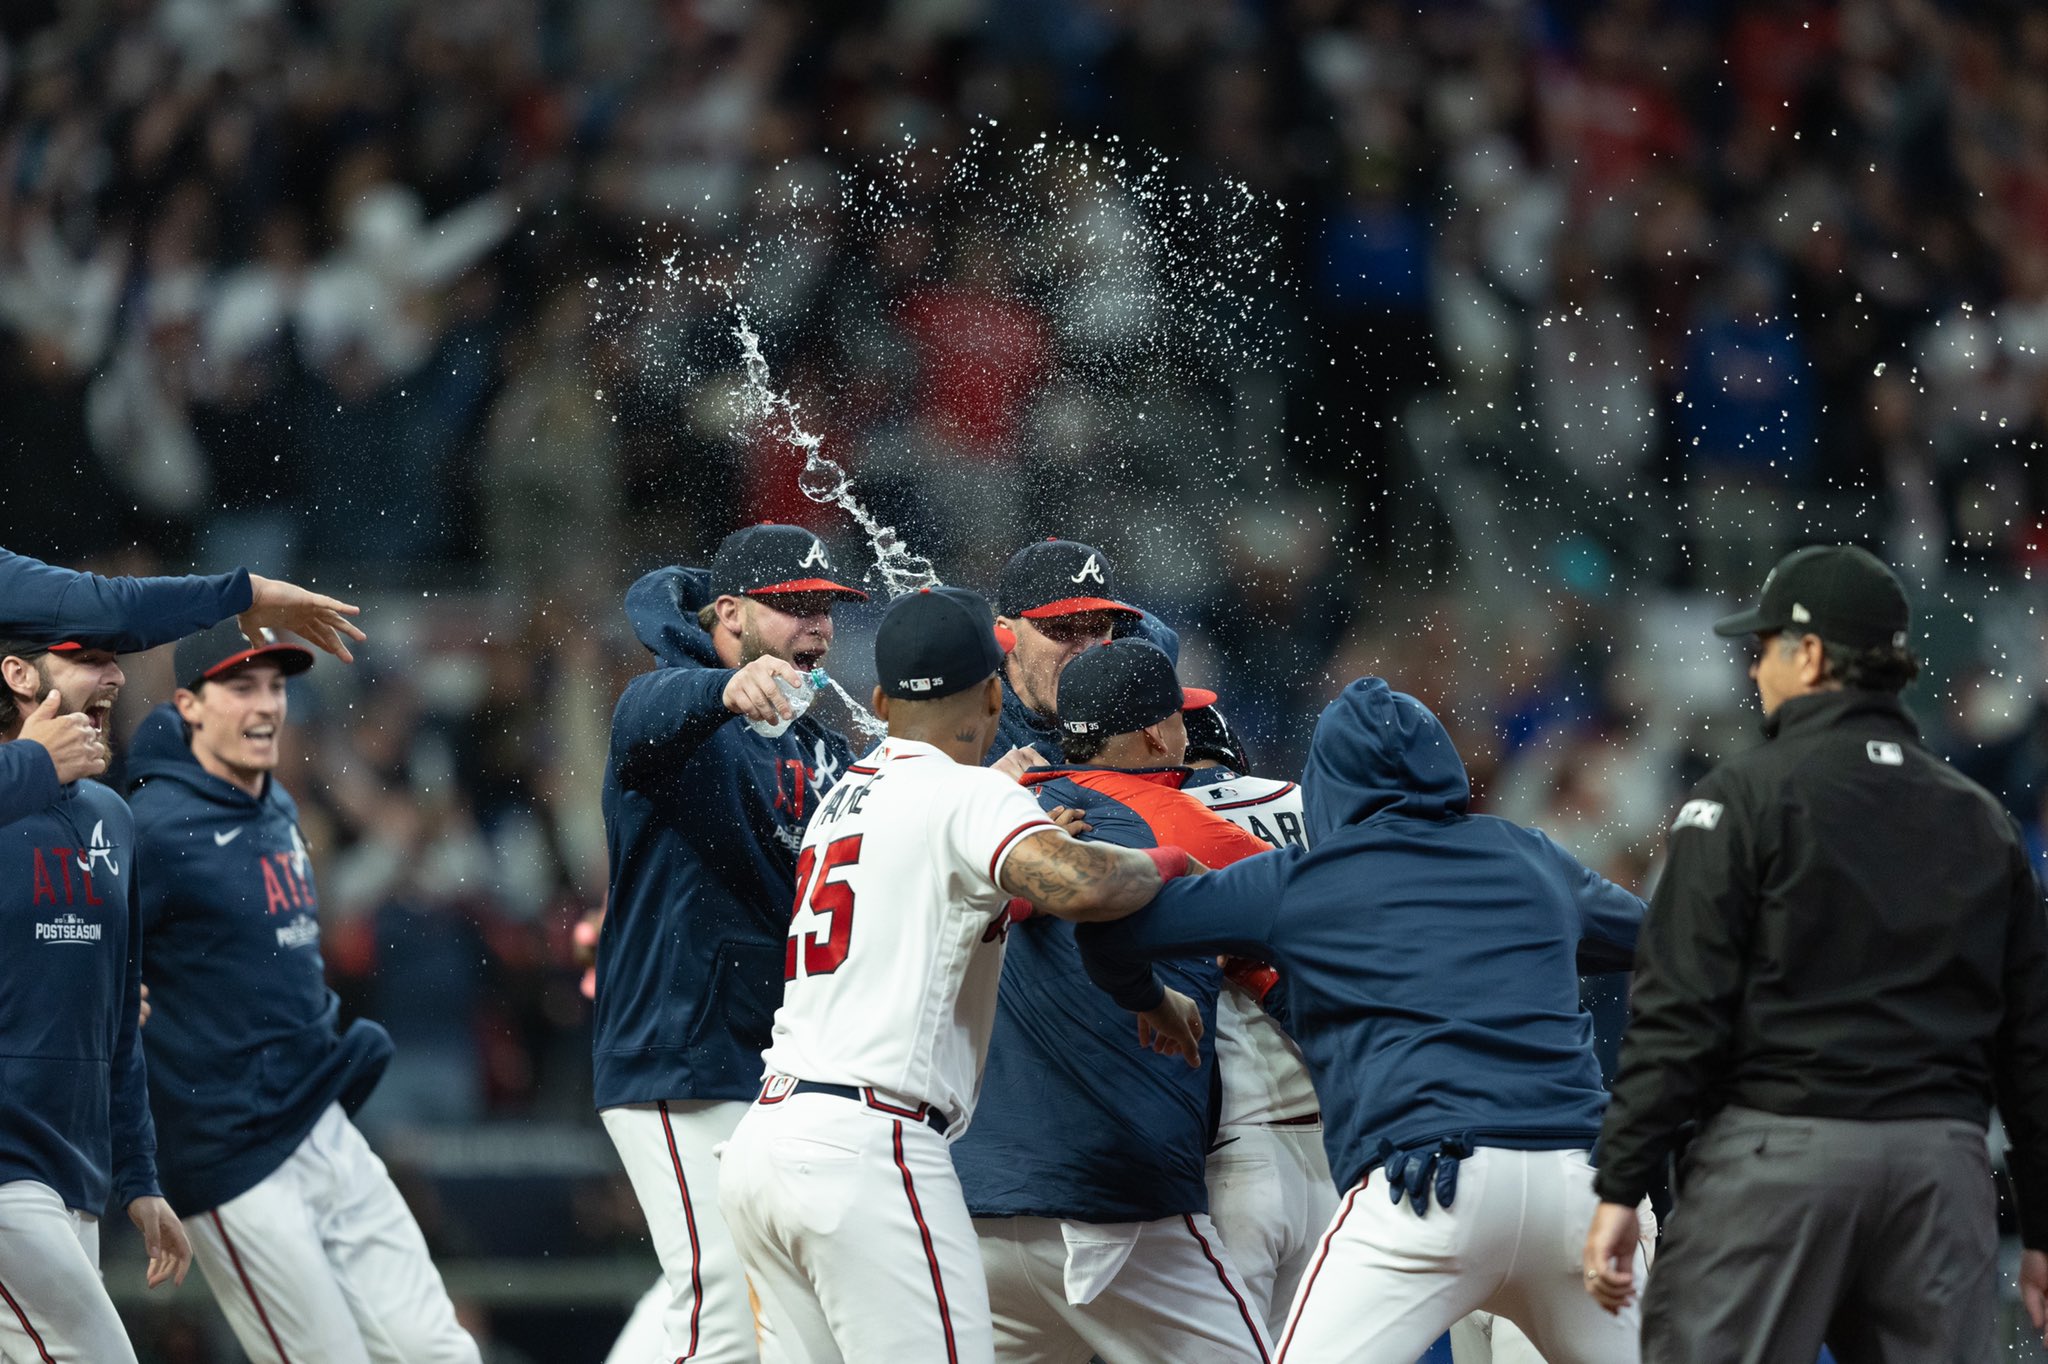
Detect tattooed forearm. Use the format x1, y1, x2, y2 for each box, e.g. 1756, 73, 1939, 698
1000, 832, 1161, 922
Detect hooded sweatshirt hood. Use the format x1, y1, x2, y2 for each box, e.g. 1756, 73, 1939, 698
626, 565, 720, 670
1302, 678, 1470, 840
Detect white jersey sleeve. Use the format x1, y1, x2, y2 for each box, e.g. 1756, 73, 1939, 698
760, 740, 1054, 1132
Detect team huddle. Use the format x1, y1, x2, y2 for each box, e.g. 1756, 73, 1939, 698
2, 528, 2045, 1364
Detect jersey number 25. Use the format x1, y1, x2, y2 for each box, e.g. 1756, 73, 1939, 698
786, 834, 862, 980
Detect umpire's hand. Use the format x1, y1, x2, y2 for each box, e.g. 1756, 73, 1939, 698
722, 655, 808, 725
128, 1196, 192, 1289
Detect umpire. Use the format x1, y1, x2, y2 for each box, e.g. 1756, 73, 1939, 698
1583, 544, 2048, 1361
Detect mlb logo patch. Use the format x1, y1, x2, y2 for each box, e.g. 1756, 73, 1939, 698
1866, 740, 1904, 766
1671, 799, 1724, 833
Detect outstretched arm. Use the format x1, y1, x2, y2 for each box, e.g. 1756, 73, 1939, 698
1074, 849, 1291, 1012
997, 828, 1179, 924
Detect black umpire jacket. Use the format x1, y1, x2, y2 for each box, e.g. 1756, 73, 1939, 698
1595, 690, 2048, 1247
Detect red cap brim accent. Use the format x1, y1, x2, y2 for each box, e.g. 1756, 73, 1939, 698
45, 642, 85, 653
1181, 687, 1219, 710
196, 644, 315, 683
994, 623, 1017, 655
1018, 597, 1140, 619
745, 578, 871, 602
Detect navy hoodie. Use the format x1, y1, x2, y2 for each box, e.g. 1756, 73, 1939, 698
0, 776, 158, 1214
956, 765, 1237, 1223
1077, 678, 1645, 1193
126, 706, 393, 1214
593, 566, 856, 1107
0, 549, 254, 827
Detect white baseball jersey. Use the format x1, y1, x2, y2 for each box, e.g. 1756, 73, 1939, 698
1189, 774, 1320, 1127
760, 738, 1055, 1132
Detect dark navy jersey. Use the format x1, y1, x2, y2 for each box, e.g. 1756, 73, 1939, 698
593, 566, 855, 1108
127, 706, 391, 1214
1079, 679, 1646, 1194
955, 765, 1265, 1223
0, 777, 158, 1214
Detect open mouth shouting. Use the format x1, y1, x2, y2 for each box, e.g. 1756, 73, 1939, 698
793, 647, 827, 672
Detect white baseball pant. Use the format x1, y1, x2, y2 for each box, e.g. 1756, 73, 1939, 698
972, 1213, 1274, 1364
183, 1103, 479, 1364
0, 1180, 135, 1364
602, 1099, 765, 1364
1448, 1313, 1546, 1364
1275, 1148, 1647, 1364
720, 1090, 993, 1364
1206, 1120, 1340, 1340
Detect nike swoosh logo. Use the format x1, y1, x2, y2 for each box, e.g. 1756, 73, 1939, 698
214, 828, 245, 846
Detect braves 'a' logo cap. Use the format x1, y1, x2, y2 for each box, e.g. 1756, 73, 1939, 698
709, 524, 870, 603
997, 539, 1140, 621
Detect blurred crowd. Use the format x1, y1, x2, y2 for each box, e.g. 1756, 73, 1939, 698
10, 0, 2048, 1346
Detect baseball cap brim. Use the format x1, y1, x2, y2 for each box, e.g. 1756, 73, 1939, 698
190, 643, 316, 685
743, 577, 870, 603
1018, 596, 1141, 619
1181, 686, 1219, 710
1712, 605, 1776, 638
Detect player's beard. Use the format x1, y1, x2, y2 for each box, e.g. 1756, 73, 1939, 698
737, 604, 825, 671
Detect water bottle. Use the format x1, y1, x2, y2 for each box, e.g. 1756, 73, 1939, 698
746, 668, 828, 739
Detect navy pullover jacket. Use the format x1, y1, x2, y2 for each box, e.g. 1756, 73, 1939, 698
0, 549, 254, 828
956, 766, 1231, 1222
1077, 679, 1645, 1193
593, 566, 856, 1107
0, 776, 158, 1213
127, 706, 392, 1214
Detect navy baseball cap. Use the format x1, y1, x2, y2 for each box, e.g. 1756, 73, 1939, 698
175, 619, 314, 688
709, 525, 869, 603
876, 587, 1008, 700
997, 539, 1139, 620
1714, 545, 1910, 651
1057, 639, 1217, 738
1183, 704, 1251, 774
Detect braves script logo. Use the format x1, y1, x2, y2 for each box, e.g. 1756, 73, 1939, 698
1068, 554, 1106, 585
800, 539, 831, 569
79, 820, 119, 879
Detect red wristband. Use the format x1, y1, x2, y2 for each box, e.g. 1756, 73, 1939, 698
1143, 846, 1191, 882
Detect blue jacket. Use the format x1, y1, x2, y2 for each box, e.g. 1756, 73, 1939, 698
593, 566, 857, 1107
0, 549, 254, 827
0, 778, 158, 1214
126, 706, 392, 1214
1077, 679, 1645, 1193
956, 765, 1236, 1223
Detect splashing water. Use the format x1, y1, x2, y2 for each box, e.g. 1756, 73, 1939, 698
732, 311, 941, 599
823, 674, 889, 744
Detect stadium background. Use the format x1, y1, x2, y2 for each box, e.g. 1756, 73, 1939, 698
4, 0, 2048, 1356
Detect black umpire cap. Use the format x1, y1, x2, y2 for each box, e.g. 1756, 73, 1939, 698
175, 620, 314, 689
1056, 639, 1217, 738
1714, 545, 1910, 651
876, 587, 1008, 700
997, 539, 1139, 620
709, 524, 869, 603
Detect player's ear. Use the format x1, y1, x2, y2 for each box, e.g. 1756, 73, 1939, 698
171, 687, 204, 726
872, 687, 890, 724
983, 674, 1002, 716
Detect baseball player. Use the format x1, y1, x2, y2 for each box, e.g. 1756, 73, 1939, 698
0, 547, 363, 825
718, 587, 1206, 1364
0, 635, 191, 1364
957, 639, 1278, 1363
594, 524, 868, 1364
126, 621, 478, 1364
985, 539, 1139, 767
1068, 679, 1651, 1364
1176, 704, 1331, 1339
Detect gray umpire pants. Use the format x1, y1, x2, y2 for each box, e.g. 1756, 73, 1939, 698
1642, 1105, 1997, 1364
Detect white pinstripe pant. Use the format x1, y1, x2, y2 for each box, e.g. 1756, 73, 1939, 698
0, 1180, 134, 1364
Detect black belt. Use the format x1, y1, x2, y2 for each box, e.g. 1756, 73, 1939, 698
767, 1079, 951, 1136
